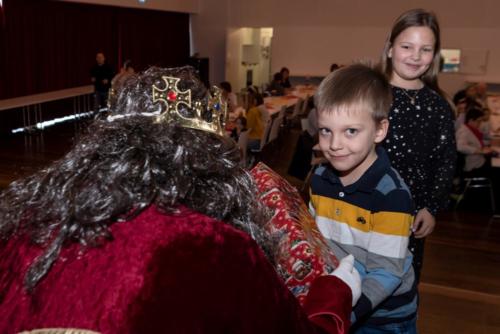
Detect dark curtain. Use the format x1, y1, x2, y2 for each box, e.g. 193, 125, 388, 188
0, 0, 189, 100
117, 7, 190, 71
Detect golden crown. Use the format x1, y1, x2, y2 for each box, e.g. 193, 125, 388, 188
152, 76, 227, 136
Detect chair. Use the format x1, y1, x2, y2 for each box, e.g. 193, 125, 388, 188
453, 153, 496, 211
301, 144, 327, 192
248, 118, 274, 167
454, 176, 496, 212
278, 105, 287, 118
237, 130, 250, 168
300, 118, 310, 134
259, 104, 270, 124
268, 114, 284, 144
286, 98, 303, 125
260, 117, 273, 149
299, 96, 310, 116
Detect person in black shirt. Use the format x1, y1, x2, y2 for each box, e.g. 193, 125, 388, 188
280, 67, 292, 89
379, 9, 456, 282
266, 72, 285, 96
90, 52, 115, 110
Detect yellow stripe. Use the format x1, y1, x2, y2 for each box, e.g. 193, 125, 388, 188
311, 194, 413, 237
312, 194, 372, 232
372, 211, 413, 236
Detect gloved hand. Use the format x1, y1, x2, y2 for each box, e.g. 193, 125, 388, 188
331, 254, 361, 306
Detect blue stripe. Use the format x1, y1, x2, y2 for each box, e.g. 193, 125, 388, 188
364, 270, 401, 294
390, 167, 412, 194
314, 165, 326, 176
311, 168, 413, 214
375, 174, 397, 195
372, 295, 418, 318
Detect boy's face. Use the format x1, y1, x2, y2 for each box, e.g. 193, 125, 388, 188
317, 104, 388, 183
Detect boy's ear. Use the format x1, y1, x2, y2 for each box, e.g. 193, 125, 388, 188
374, 119, 389, 144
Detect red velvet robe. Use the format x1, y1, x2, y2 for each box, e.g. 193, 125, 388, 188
0, 205, 351, 333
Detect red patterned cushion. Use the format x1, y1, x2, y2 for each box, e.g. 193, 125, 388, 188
250, 162, 339, 305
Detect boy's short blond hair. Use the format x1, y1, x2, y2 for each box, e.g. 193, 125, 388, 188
315, 64, 392, 122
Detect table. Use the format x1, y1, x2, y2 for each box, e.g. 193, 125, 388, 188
264, 85, 317, 115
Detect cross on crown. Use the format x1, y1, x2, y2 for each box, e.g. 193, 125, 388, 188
152, 76, 227, 136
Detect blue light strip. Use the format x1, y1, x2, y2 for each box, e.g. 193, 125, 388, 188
11, 108, 108, 134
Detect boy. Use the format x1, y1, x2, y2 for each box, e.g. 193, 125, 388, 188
309, 64, 417, 332
456, 107, 493, 174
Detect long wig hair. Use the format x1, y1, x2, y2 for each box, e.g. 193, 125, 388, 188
0, 66, 272, 290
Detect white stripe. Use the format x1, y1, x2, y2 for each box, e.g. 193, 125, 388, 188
308, 201, 316, 216
316, 216, 408, 259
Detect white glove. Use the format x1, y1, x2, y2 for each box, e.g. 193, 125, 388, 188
331, 254, 361, 306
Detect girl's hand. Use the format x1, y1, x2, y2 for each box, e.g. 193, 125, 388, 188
412, 208, 436, 238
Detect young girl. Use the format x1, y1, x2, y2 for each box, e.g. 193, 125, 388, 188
380, 9, 456, 281
230, 115, 248, 142
246, 90, 265, 150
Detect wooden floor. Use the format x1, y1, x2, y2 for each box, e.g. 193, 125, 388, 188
2, 122, 500, 333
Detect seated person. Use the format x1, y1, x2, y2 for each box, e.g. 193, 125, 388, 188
267, 72, 285, 96
220, 81, 238, 112
112, 59, 135, 90
453, 84, 478, 106
109, 60, 135, 107
330, 63, 340, 73
248, 85, 269, 123
247, 90, 265, 151
0, 66, 359, 334
280, 67, 292, 89
454, 97, 483, 130
476, 82, 488, 107
456, 107, 494, 176
230, 115, 248, 142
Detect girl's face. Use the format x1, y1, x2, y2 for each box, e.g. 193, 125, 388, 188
388, 26, 436, 88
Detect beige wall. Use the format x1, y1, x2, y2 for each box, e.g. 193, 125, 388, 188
191, 0, 500, 95
58, 0, 500, 94
190, 0, 229, 85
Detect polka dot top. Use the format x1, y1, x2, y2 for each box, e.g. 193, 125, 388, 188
382, 85, 457, 216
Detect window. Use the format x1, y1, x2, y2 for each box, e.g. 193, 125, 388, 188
441, 49, 461, 73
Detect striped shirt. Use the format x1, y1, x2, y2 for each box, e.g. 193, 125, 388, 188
309, 147, 417, 325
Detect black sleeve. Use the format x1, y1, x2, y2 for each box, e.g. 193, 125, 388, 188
427, 100, 456, 215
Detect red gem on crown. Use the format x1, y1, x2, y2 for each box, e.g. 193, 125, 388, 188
167, 91, 177, 101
